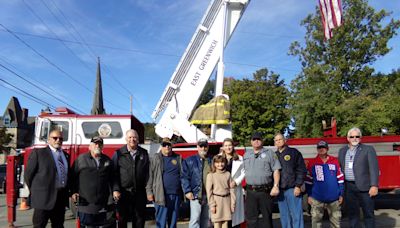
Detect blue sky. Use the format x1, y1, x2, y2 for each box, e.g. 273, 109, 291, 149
0, 0, 399, 123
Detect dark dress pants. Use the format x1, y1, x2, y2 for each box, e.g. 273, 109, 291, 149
245, 189, 273, 228
345, 181, 375, 228
119, 190, 146, 228
32, 189, 67, 228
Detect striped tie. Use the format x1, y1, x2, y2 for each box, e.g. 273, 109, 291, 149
58, 152, 66, 187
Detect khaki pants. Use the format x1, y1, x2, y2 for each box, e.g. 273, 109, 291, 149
311, 199, 341, 228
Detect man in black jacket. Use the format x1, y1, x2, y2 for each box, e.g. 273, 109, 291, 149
274, 133, 307, 228
71, 136, 115, 228
24, 129, 70, 228
113, 129, 149, 228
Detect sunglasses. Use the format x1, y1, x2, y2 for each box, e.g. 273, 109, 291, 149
349, 136, 361, 139
252, 138, 261, 141
198, 143, 208, 148
51, 137, 63, 141
162, 142, 172, 147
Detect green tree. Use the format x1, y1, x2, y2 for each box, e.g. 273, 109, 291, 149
0, 127, 13, 154
143, 122, 158, 141
289, 0, 400, 137
225, 68, 290, 145
197, 79, 215, 106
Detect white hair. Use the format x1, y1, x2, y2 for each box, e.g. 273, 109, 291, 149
126, 129, 139, 139
347, 127, 362, 137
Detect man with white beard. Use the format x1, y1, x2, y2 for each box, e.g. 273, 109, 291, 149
338, 127, 379, 228
182, 138, 213, 228
71, 136, 115, 228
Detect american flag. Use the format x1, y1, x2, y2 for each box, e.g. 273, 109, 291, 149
319, 0, 343, 40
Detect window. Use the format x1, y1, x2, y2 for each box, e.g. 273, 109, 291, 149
39, 121, 69, 141
3, 115, 11, 126
81, 121, 123, 139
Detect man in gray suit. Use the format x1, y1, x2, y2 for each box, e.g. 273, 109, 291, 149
338, 127, 379, 228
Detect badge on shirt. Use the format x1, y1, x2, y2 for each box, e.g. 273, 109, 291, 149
284, 155, 291, 161
261, 153, 266, 159
104, 161, 109, 167
171, 159, 177, 165
348, 162, 353, 169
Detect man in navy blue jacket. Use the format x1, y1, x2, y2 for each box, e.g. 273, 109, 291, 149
182, 138, 212, 228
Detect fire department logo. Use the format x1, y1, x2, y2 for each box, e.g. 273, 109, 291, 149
284, 155, 291, 161
98, 124, 112, 137
171, 159, 177, 165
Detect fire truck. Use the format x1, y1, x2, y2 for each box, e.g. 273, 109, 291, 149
6, 0, 400, 226
5, 107, 160, 226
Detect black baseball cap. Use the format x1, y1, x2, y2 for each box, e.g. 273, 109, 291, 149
317, 140, 328, 148
91, 136, 104, 144
197, 138, 208, 147
251, 132, 263, 140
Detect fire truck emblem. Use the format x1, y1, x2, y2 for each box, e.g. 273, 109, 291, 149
98, 124, 112, 137
284, 155, 291, 161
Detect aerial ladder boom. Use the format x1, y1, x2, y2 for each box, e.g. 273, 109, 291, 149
152, 0, 250, 142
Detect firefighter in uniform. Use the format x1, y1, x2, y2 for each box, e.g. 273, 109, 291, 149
243, 132, 281, 228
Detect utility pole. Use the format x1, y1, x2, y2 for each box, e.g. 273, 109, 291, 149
130, 95, 133, 115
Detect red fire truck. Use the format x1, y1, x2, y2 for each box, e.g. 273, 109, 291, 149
5, 107, 154, 226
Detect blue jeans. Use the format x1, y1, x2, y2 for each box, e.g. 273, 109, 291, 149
189, 197, 209, 228
277, 188, 304, 228
345, 181, 375, 228
154, 194, 181, 228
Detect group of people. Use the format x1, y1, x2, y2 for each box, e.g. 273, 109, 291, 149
25, 129, 149, 228
24, 127, 379, 228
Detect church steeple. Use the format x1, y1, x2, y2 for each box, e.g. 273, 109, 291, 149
91, 57, 105, 115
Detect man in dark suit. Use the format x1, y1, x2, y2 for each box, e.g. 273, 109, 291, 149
25, 129, 70, 228
338, 127, 379, 228
112, 129, 149, 228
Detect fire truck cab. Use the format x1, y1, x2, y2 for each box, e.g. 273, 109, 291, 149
22, 107, 147, 163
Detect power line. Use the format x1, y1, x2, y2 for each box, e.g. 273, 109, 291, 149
0, 23, 127, 113
0, 60, 86, 113
21, 0, 94, 74
45, 0, 135, 97
0, 77, 57, 110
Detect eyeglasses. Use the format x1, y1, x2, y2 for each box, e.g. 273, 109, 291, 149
161, 142, 172, 147
349, 136, 361, 139
51, 137, 63, 141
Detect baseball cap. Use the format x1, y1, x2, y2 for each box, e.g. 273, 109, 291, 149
317, 140, 328, 148
161, 137, 172, 147
91, 136, 104, 144
197, 138, 208, 147
251, 132, 263, 140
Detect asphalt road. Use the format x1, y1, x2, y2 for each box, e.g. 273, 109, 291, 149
1, 192, 400, 227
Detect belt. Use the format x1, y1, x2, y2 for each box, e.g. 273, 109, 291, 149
212, 193, 230, 197
246, 184, 271, 192
345, 181, 355, 183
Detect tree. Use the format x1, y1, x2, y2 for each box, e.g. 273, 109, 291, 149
289, 0, 400, 137
143, 122, 158, 141
224, 68, 290, 145
196, 79, 215, 106
0, 127, 13, 154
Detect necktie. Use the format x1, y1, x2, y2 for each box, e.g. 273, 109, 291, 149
58, 152, 66, 187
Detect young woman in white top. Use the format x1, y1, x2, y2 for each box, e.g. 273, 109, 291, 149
220, 138, 245, 228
